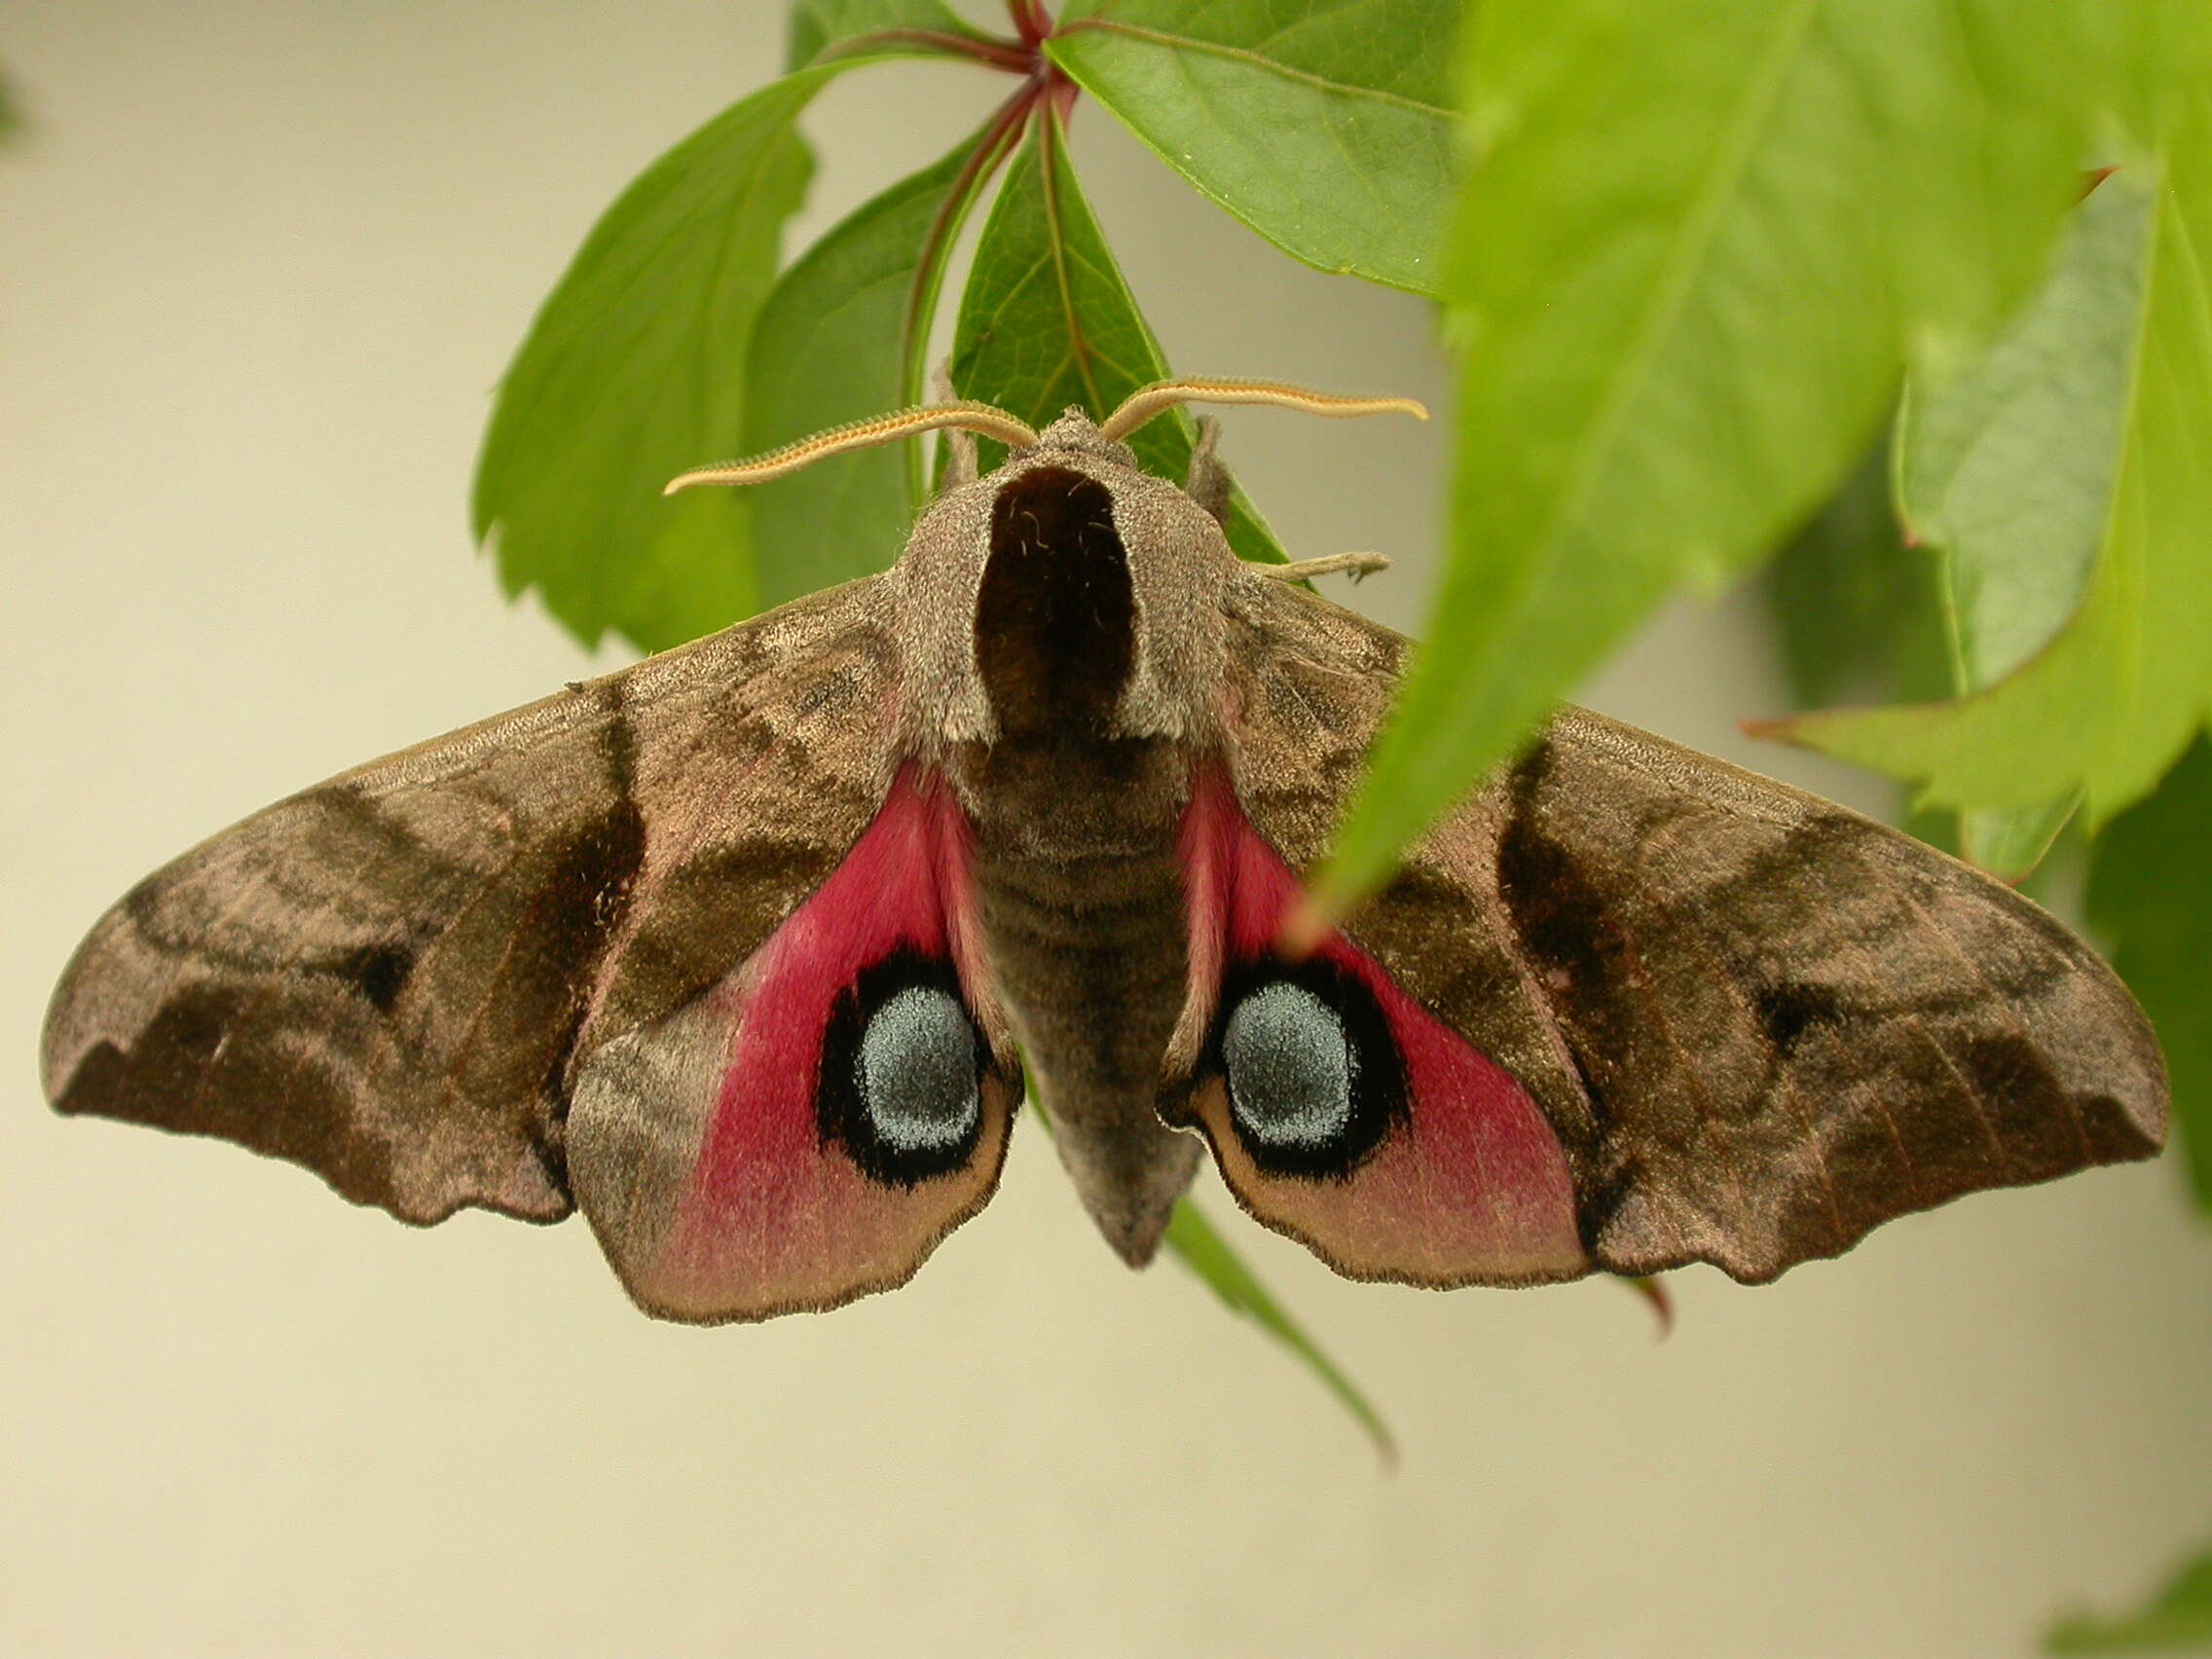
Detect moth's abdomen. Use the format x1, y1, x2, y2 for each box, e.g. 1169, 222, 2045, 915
961, 733, 1202, 1266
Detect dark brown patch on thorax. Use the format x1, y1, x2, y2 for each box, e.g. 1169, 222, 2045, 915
976, 465, 1134, 736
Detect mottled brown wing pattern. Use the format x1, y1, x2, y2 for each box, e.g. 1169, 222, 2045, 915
1220, 572, 2167, 1284
41, 576, 902, 1226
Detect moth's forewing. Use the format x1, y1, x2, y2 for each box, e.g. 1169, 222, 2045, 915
44, 577, 1025, 1321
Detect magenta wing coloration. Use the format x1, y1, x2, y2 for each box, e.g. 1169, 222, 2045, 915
572, 766, 1019, 1321
1169, 771, 1586, 1284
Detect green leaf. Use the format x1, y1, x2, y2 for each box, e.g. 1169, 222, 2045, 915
1758, 436, 1966, 855
1315, 0, 2101, 910
1049, 0, 1458, 294
1762, 439, 1926, 712
1783, 171, 2168, 871
949, 113, 1286, 565
745, 124, 1008, 605
1899, 183, 2147, 707
1953, 800, 2073, 883
2085, 735, 2212, 1213
786, 0, 988, 69
472, 64, 855, 654
1162, 1198, 1394, 1460
2047, 1545, 2212, 1652
1771, 96, 2212, 831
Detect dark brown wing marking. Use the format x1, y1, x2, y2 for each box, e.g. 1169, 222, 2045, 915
1220, 572, 2166, 1284
43, 576, 902, 1226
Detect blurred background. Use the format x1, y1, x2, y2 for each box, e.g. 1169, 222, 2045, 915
4, 4, 2206, 1654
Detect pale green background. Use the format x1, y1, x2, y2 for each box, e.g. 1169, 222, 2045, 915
3, 5, 2206, 1655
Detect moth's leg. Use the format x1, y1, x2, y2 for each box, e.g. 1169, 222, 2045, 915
1184, 416, 1233, 527
932, 359, 978, 490
1256, 551, 1392, 582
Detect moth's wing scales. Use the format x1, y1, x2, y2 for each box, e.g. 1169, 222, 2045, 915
570, 762, 1021, 1323
1483, 707, 2166, 1279
1195, 572, 2167, 1286
45, 576, 1018, 1319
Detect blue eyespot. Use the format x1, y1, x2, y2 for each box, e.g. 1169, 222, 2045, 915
1223, 979, 1354, 1152
816, 953, 992, 1187
857, 984, 980, 1154
1208, 960, 1406, 1179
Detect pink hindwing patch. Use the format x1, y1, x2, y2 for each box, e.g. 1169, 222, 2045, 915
1175, 771, 1586, 1286
573, 767, 1015, 1321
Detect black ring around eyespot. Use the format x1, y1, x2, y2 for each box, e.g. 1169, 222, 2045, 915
816, 949, 992, 1188
1203, 954, 1407, 1180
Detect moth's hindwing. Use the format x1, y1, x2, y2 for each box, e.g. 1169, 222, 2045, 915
1169, 769, 1585, 1283
571, 764, 1019, 1321
1187, 573, 2168, 1287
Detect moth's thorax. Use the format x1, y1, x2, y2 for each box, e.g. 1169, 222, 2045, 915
890, 417, 1234, 761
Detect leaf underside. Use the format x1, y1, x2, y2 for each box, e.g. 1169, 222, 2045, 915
1319, 0, 2097, 910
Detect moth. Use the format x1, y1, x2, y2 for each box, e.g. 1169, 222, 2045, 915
42, 379, 2168, 1322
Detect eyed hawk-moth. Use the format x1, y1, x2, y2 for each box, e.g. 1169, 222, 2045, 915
41, 379, 2168, 1322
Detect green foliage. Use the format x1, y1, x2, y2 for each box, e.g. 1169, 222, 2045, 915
949, 115, 1285, 563
2047, 1546, 2212, 1652
1049, 0, 1458, 292
1902, 176, 2150, 715
1768, 173, 2169, 876
1764, 441, 1930, 714
1779, 164, 2177, 866
1776, 99, 2212, 830
1317, 0, 2110, 909
1760, 440, 1965, 858
1162, 1198, 1392, 1459
2088, 737, 2212, 1212
473, 65, 844, 652
744, 132, 993, 607
787, 0, 986, 69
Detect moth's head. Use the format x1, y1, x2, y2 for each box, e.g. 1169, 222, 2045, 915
664, 380, 1424, 750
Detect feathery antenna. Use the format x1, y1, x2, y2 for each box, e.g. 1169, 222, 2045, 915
664, 402, 1041, 494
1097, 378, 1428, 444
